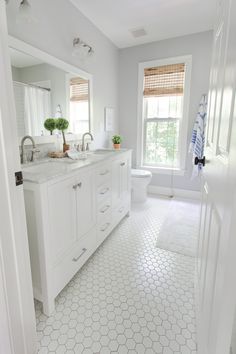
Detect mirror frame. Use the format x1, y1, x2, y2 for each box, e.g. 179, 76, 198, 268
8, 36, 93, 145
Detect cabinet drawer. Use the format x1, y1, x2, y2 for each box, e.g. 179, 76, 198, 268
95, 164, 112, 186
97, 198, 112, 221
53, 228, 96, 297
97, 182, 112, 204
97, 214, 113, 246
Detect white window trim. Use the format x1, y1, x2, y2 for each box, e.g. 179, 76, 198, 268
136, 55, 192, 173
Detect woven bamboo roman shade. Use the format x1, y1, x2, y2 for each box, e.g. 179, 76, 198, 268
70, 77, 89, 102
144, 63, 185, 97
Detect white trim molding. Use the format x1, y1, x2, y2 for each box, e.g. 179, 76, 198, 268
148, 184, 201, 200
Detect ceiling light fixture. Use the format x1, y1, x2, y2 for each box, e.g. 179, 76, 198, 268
72, 37, 94, 60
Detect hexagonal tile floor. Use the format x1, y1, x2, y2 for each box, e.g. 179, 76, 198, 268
36, 196, 198, 354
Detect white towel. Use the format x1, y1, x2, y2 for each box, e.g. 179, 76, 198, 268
189, 94, 207, 178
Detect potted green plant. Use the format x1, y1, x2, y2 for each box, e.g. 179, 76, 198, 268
112, 135, 122, 149
55, 118, 70, 152
44, 118, 56, 135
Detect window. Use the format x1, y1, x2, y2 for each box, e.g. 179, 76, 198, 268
138, 57, 191, 171
69, 77, 90, 134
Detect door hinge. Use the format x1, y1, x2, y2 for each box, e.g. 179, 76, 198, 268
15, 171, 23, 186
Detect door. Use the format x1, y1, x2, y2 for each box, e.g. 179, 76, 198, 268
76, 169, 96, 239
197, 0, 236, 353
48, 176, 77, 262
0, 1, 37, 353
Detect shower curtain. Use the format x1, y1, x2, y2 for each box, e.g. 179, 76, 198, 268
24, 86, 51, 136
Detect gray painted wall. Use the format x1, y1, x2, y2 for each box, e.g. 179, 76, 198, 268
6, 0, 119, 148
119, 31, 213, 191
11, 66, 21, 81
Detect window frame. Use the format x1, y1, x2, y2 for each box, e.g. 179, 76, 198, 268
137, 55, 192, 173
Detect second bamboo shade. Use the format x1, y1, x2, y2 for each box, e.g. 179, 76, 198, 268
70, 77, 89, 102
144, 63, 185, 97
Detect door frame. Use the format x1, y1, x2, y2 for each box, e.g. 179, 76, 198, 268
0, 1, 37, 353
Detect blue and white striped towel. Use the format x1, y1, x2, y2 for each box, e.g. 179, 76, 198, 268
189, 94, 207, 178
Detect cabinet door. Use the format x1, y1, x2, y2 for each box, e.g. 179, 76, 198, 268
112, 158, 123, 207
75, 169, 96, 239
112, 154, 131, 207
120, 155, 131, 200
48, 176, 77, 263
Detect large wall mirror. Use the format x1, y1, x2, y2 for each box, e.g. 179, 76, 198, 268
8, 36, 92, 141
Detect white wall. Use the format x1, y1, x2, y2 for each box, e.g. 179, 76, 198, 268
6, 0, 119, 148
119, 31, 213, 191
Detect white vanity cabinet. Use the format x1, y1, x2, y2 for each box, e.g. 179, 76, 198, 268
47, 168, 96, 263
23, 150, 131, 315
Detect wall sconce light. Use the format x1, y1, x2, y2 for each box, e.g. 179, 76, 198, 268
18, 0, 33, 23
72, 37, 94, 60
5, 0, 37, 24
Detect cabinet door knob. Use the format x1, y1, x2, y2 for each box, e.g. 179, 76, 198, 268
77, 182, 82, 188
72, 184, 77, 190
120, 162, 125, 166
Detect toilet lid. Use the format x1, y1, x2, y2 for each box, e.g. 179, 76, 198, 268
131, 169, 152, 178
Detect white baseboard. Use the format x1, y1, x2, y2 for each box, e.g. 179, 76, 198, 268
148, 185, 201, 200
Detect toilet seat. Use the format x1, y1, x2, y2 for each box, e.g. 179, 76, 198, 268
131, 169, 152, 178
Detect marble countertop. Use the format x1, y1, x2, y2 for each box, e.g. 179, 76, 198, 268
22, 149, 130, 184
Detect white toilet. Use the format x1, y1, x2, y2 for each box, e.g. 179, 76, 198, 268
131, 169, 152, 203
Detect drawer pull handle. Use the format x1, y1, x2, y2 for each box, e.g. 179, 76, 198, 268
119, 207, 124, 213
120, 162, 125, 166
100, 187, 109, 195
100, 205, 110, 213
100, 170, 109, 176
72, 248, 87, 262
100, 223, 110, 232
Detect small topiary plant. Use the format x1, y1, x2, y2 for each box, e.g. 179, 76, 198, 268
44, 118, 56, 135
55, 118, 69, 145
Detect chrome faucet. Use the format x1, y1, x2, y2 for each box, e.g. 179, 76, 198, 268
81, 132, 94, 151
20, 135, 39, 164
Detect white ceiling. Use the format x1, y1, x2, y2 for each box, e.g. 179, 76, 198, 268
9, 48, 43, 68
70, 0, 217, 48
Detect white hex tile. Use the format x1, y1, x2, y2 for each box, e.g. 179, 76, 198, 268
109, 339, 119, 351
135, 343, 146, 354
126, 338, 136, 350
35, 196, 198, 354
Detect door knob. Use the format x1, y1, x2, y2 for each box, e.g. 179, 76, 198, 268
194, 156, 205, 166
